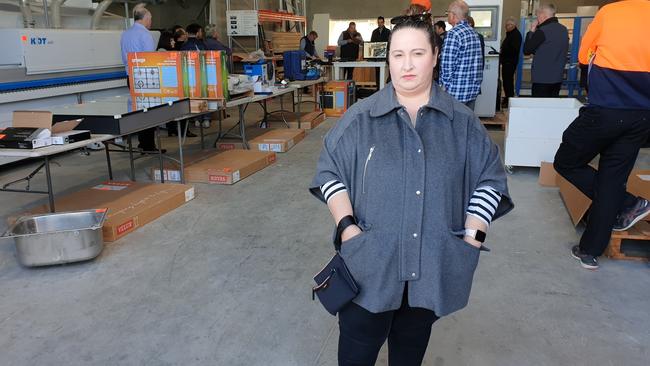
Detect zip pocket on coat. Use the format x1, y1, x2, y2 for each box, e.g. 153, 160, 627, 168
362, 145, 375, 194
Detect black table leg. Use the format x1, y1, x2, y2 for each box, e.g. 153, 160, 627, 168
44, 155, 55, 213
177, 120, 185, 184
156, 126, 165, 184
128, 135, 135, 181
104, 141, 113, 180
239, 104, 249, 149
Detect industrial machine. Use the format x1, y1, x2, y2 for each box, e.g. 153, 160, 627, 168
466, 0, 503, 118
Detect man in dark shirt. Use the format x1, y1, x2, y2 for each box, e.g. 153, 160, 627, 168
300, 31, 319, 60
434, 21, 447, 42
500, 17, 522, 106
370, 16, 390, 43
337, 22, 363, 80
204, 23, 232, 56
370, 16, 390, 90
180, 23, 207, 51
523, 4, 569, 97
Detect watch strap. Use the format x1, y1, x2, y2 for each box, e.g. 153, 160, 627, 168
335, 215, 357, 251
465, 229, 487, 243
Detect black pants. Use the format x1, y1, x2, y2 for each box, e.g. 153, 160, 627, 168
554, 107, 650, 256
344, 67, 354, 81
127, 78, 158, 150
501, 63, 517, 99
338, 286, 438, 366
531, 82, 561, 97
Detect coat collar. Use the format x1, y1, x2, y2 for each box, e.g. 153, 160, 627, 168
539, 17, 559, 28
369, 82, 455, 120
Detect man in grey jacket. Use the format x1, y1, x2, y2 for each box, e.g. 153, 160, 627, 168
523, 4, 569, 97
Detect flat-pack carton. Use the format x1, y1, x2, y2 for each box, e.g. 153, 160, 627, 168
249, 129, 306, 152
29, 182, 195, 241
184, 149, 276, 184
265, 111, 326, 129
150, 150, 221, 182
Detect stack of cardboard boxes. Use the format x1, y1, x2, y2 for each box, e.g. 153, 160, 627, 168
126, 50, 229, 110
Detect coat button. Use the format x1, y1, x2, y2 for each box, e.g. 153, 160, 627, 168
417, 149, 422, 153
413, 233, 418, 238
411, 272, 416, 277
416, 190, 421, 195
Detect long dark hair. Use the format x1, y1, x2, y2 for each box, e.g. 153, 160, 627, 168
157, 31, 174, 51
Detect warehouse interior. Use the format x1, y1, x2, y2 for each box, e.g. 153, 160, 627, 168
0, 1, 648, 365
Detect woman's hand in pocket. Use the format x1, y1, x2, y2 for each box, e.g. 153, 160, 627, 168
463, 235, 482, 249
341, 225, 362, 243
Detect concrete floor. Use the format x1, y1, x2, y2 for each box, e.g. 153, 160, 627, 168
0, 100, 649, 366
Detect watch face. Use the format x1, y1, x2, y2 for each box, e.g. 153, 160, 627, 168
476, 230, 487, 243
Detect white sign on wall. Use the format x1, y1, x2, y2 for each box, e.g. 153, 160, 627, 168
226, 10, 259, 36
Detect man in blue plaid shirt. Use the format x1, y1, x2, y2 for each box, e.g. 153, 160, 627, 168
439, 0, 484, 110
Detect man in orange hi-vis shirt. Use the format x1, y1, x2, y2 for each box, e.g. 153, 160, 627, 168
554, 0, 650, 270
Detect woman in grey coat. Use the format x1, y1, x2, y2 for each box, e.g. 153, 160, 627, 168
310, 14, 513, 366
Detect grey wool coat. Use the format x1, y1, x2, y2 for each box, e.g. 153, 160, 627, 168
310, 82, 514, 316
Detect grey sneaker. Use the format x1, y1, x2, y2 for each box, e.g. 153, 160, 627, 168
613, 198, 650, 231
571, 245, 599, 270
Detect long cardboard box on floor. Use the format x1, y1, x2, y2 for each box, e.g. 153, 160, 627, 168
215, 128, 270, 151
27, 182, 195, 242
185, 149, 276, 184
150, 149, 221, 182
265, 111, 326, 130
249, 128, 306, 153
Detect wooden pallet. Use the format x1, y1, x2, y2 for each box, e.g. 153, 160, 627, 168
271, 32, 302, 53
480, 111, 508, 130
605, 221, 650, 261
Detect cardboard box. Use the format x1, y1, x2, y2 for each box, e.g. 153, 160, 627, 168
558, 170, 650, 226
150, 150, 221, 182
249, 128, 306, 152
128, 51, 184, 99
265, 111, 326, 130
1, 111, 85, 149
12, 110, 83, 133
30, 182, 195, 242
185, 149, 276, 184
215, 141, 248, 151
204, 50, 230, 100
538, 161, 559, 187
127, 51, 229, 109
190, 99, 208, 113
321, 80, 356, 117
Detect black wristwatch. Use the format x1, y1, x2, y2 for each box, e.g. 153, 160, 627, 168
335, 215, 358, 250
464, 229, 487, 243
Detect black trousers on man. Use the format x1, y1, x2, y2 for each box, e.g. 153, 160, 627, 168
338, 286, 438, 366
127, 78, 158, 150
343, 67, 355, 81
554, 107, 650, 256
531, 82, 561, 97
501, 62, 517, 100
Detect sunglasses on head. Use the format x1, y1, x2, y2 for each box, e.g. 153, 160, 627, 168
391, 13, 432, 25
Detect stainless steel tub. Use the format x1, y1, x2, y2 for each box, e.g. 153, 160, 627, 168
2, 209, 108, 267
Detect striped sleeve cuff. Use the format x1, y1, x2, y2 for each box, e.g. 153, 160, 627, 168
467, 186, 502, 227
321, 180, 347, 204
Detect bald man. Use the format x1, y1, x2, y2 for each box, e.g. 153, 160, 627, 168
120, 4, 162, 152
